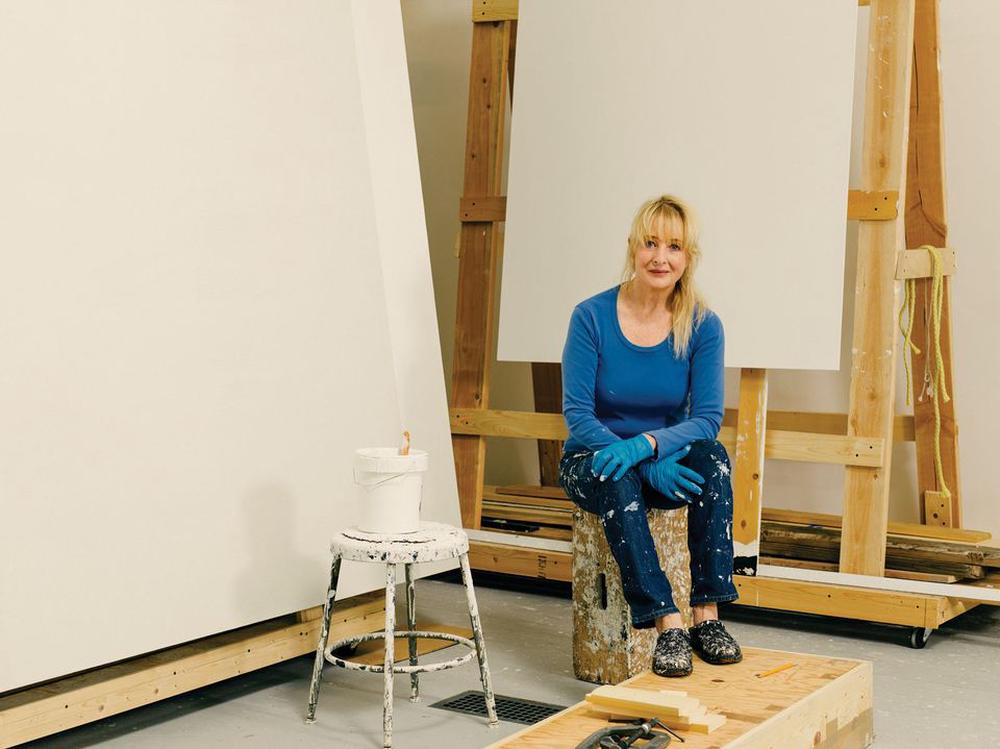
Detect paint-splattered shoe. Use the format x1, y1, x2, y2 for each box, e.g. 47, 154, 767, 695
652, 628, 693, 677
689, 620, 742, 665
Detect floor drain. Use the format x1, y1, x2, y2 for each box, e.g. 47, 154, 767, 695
430, 691, 566, 725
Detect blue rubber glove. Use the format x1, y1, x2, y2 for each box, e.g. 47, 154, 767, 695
638, 445, 705, 502
591, 434, 656, 482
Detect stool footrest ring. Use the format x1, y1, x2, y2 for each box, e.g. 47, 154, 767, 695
324, 630, 476, 674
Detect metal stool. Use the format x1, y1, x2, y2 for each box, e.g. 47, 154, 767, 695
305, 521, 498, 748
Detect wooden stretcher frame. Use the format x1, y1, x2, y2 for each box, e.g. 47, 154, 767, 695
449, 0, 983, 628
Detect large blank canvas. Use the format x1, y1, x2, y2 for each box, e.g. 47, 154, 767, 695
498, 1, 858, 370
0, 0, 459, 692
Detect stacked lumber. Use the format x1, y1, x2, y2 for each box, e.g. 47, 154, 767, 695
479, 484, 1000, 585
584, 684, 726, 733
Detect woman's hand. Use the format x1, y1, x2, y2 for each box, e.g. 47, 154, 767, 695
591, 434, 656, 482
638, 445, 705, 502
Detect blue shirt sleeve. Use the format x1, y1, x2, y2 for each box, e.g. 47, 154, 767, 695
648, 312, 725, 458
561, 304, 622, 450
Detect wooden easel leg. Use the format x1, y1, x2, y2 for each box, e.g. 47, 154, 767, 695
732, 368, 768, 576
451, 19, 514, 529
840, 0, 916, 576
904, 0, 962, 527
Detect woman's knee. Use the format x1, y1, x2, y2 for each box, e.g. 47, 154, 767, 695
687, 439, 731, 471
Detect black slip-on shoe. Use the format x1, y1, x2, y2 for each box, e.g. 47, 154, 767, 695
652, 627, 693, 677
689, 619, 743, 665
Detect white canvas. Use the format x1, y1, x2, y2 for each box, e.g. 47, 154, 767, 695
497, 1, 858, 370
0, 0, 459, 692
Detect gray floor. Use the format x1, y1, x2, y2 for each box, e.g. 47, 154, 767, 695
23, 575, 1000, 749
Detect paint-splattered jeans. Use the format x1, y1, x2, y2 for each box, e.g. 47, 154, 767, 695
559, 438, 739, 629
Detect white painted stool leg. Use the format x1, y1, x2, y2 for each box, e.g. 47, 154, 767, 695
305, 554, 342, 723
405, 563, 419, 702
459, 553, 498, 726
382, 563, 396, 748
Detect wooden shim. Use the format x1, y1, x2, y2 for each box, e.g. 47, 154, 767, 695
758, 564, 1000, 605
894, 246, 956, 279
0, 593, 384, 747
472, 0, 518, 23
847, 189, 899, 219
840, 0, 916, 576
759, 556, 959, 584
451, 18, 513, 528
733, 369, 768, 576
459, 195, 507, 222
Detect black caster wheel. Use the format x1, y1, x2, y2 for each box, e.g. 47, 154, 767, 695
908, 626, 933, 649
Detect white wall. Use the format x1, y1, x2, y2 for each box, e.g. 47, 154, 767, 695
401, 2, 1000, 539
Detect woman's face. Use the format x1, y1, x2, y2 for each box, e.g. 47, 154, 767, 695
632, 215, 687, 294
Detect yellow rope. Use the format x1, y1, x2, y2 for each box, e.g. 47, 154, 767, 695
898, 245, 951, 500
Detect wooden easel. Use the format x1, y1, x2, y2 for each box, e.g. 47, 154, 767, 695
450, 0, 992, 639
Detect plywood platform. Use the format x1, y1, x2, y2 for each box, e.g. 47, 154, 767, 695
487, 647, 873, 749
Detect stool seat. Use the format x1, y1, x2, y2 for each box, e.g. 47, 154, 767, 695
331, 521, 468, 564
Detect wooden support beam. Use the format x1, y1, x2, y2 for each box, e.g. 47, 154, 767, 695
732, 369, 768, 576
723, 408, 915, 441
451, 18, 514, 528
530, 363, 563, 486
840, 0, 915, 576
450, 408, 885, 467
905, 0, 962, 526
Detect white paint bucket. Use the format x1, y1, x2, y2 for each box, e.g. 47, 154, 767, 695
353, 447, 428, 534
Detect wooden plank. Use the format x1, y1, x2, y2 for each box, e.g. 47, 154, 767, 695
761, 507, 991, 543
722, 408, 915, 442
905, 0, 962, 527
894, 246, 956, 279
840, 0, 916, 576
846, 189, 898, 220
473, 0, 518, 23
459, 195, 507, 222
759, 556, 959, 584
762, 521, 996, 575
0, 593, 384, 747
468, 540, 572, 581
451, 409, 884, 466
759, 564, 1000, 605
734, 574, 929, 626
486, 485, 571, 508
485, 648, 872, 749
721, 427, 884, 468
451, 18, 513, 528
530, 362, 563, 487
733, 369, 768, 576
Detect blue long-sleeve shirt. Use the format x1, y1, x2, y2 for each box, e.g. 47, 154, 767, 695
561, 285, 725, 459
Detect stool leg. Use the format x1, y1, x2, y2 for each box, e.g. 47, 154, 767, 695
306, 554, 342, 723
405, 563, 419, 702
459, 553, 498, 726
383, 563, 397, 748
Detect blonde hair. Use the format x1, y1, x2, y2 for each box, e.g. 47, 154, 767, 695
621, 195, 710, 358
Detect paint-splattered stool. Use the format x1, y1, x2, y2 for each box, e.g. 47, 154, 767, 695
305, 521, 498, 748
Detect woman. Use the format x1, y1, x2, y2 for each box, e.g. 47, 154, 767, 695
558, 195, 742, 678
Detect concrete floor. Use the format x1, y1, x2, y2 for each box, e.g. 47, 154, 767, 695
23, 574, 1000, 749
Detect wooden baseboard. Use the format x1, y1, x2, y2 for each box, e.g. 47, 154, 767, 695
0, 592, 384, 747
